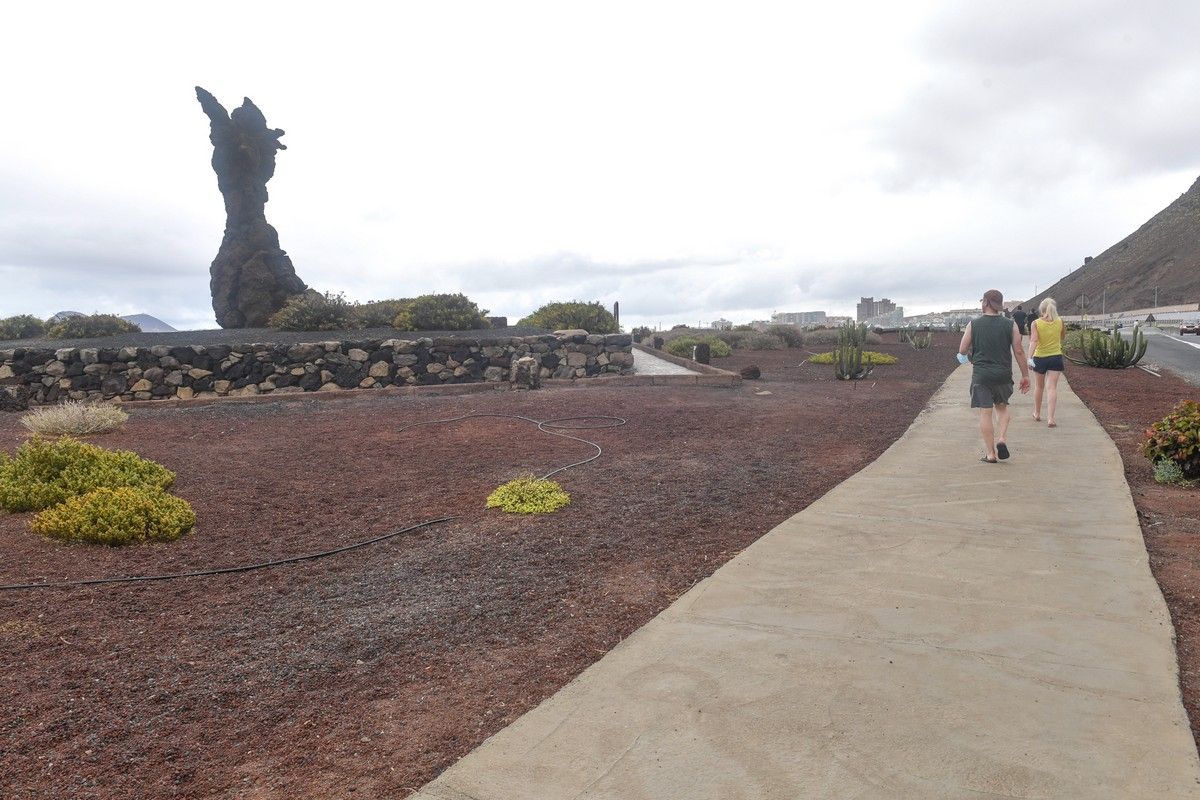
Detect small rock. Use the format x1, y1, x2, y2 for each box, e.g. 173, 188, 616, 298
347, 348, 369, 362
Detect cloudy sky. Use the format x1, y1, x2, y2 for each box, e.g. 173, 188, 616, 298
2, 0, 1198, 330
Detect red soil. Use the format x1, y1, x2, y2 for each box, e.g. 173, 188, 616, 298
1067, 364, 1200, 747
0, 336, 957, 799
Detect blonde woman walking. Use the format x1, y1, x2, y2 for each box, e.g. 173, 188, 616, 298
1029, 298, 1065, 427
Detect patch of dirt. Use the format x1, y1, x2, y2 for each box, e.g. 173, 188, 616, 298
0, 335, 957, 799
1067, 365, 1200, 747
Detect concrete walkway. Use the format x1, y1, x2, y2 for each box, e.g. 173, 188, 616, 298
631, 347, 700, 375
417, 365, 1200, 799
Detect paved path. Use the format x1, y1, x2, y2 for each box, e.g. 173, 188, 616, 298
632, 348, 700, 375
417, 365, 1200, 799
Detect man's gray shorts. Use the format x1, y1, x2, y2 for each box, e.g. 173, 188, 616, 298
970, 382, 1013, 409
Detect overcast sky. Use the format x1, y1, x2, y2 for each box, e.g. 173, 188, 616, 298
2, 0, 1198, 330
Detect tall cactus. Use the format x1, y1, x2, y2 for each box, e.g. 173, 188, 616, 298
1068, 324, 1147, 368
834, 320, 875, 380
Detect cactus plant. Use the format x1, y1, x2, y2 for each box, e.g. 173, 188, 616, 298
902, 329, 932, 349
1067, 324, 1147, 369
834, 320, 875, 381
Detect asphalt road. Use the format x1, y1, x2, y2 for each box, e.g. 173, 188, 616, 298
1127, 327, 1200, 385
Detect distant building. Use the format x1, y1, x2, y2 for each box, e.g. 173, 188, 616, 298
864, 308, 905, 327
711, 318, 733, 330
771, 311, 826, 326
824, 315, 853, 327
857, 297, 898, 322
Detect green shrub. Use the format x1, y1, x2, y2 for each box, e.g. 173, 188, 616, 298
733, 324, 758, 332
32, 486, 196, 545
1142, 401, 1200, 479
803, 328, 882, 346
743, 333, 785, 350
352, 298, 412, 329
1153, 459, 1193, 487
394, 293, 489, 331
486, 475, 570, 514
518, 301, 618, 334
665, 337, 732, 359
268, 291, 355, 331
711, 330, 747, 348
47, 314, 140, 339
0, 314, 46, 340
631, 325, 653, 343
0, 436, 175, 512
808, 350, 898, 365
766, 325, 803, 348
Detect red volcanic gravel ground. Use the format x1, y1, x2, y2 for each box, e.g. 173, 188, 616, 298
0, 336, 957, 799
1068, 364, 1200, 749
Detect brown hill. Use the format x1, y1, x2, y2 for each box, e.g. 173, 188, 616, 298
1027, 173, 1200, 314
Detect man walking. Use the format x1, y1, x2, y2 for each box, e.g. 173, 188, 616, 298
1012, 304, 1028, 336
958, 289, 1031, 463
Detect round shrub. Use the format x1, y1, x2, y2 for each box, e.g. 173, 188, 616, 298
802, 328, 883, 346
47, 314, 140, 339
742, 333, 785, 351
631, 325, 653, 343
665, 337, 732, 359
518, 301, 618, 334
0, 436, 175, 513
0, 314, 46, 340
486, 476, 571, 514
268, 291, 355, 331
740, 365, 762, 380
394, 293, 489, 331
1142, 400, 1200, 478
32, 486, 195, 545
352, 298, 412, 329
766, 325, 803, 348
808, 351, 898, 365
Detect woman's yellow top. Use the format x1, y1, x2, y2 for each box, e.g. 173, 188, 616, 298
1033, 318, 1064, 357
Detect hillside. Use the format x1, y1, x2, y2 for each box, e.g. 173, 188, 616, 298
1027, 173, 1200, 314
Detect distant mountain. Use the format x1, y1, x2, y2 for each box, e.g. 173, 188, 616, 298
121, 314, 177, 333
1027, 173, 1200, 314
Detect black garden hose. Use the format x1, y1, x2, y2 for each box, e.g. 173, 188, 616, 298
0, 517, 454, 591
1, 414, 625, 591
395, 413, 627, 479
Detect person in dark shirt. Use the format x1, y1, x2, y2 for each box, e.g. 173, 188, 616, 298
1012, 305, 1028, 336
957, 289, 1031, 463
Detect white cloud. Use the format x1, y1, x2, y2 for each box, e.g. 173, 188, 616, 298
1, 0, 1197, 330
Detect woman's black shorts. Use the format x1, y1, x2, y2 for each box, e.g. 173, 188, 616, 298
1032, 355, 1064, 374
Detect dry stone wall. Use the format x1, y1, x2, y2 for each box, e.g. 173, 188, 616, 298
0, 334, 634, 407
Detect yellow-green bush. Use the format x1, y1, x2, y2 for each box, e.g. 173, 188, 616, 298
808, 350, 898, 365
0, 436, 175, 512
32, 486, 195, 545
486, 475, 571, 514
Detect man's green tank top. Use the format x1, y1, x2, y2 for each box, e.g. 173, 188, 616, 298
971, 314, 1014, 385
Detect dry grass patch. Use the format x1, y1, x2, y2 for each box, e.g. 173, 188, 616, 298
21, 401, 129, 436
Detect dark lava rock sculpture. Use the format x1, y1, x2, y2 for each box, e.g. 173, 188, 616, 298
196, 86, 306, 328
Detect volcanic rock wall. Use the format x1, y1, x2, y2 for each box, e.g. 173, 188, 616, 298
0, 334, 634, 407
